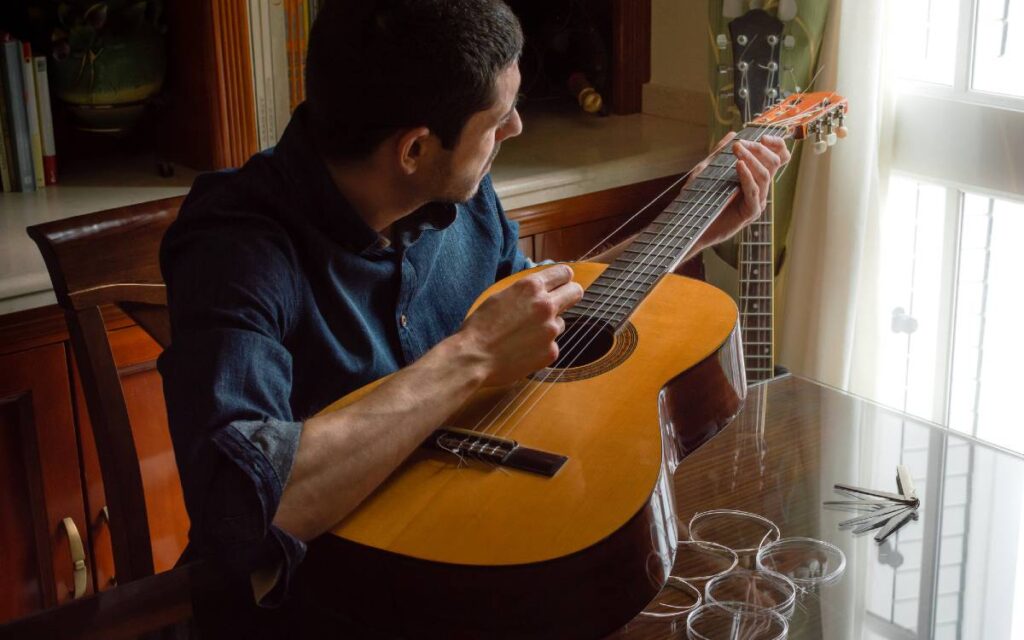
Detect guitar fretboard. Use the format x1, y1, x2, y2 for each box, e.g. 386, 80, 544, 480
739, 193, 774, 382
572, 125, 784, 330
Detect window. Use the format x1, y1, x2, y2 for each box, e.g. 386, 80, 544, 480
860, 0, 1024, 454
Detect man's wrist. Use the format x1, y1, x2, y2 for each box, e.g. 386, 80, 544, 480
438, 330, 492, 389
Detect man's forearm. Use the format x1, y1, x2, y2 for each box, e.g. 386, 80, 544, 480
272, 331, 488, 541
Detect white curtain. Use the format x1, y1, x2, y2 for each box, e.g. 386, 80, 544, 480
776, 0, 894, 395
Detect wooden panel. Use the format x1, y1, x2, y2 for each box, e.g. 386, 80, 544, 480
75, 325, 188, 589
507, 174, 683, 237
533, 216, 629, 262
610, 0, 651, 114
0, 305, 134, 358
0, 344, 92, 622
517, 236, 535, 262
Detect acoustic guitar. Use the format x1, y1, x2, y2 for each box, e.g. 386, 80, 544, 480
303, 93, 848, 639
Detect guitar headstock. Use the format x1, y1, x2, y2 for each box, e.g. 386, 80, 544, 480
751, 92, 849, 154
727, 9, 786, 122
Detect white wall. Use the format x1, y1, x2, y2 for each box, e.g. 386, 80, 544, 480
645, 0, 709, 122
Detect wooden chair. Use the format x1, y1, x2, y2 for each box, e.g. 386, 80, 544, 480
27, 196, 184, 586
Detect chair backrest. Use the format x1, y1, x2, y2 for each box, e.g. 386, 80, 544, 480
27, 196, 184, 585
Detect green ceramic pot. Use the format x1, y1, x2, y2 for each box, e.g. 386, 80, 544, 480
51, 31, 166, 132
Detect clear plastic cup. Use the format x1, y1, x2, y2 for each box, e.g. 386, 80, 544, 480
686, 602, 788, 640
704, 569, 797, 618
755, 537, 847, 588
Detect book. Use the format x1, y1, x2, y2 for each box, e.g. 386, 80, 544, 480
248, 0, 272, 149
20, 41, 45, 189
33, 56, 57, 185
0, 35, 35, 191
268, 0, 291, 134
0, 66, 13, 192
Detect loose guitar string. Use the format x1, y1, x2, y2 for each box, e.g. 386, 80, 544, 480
482, 101, 834, 442
460, 99, 827, 450
481, 101, 835, 442
477, 123, 794, 444
479, 118, 805, 444
482, 123, 791, 441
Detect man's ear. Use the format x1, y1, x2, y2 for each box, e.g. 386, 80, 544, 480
396, 126, 433, 175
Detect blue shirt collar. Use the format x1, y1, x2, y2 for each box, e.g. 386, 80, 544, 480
272, 104, 458, 255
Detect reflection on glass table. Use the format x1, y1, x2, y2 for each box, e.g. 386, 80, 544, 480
610, 376, 1024, 639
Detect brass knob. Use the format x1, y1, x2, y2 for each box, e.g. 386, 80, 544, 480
59, 517, 88, 599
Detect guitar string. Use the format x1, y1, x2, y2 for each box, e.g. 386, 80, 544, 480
480, 118, 805, 444
483, 123, 790, 441
478, 121, 801, 443
460, 99, 832, 451
469, 146, 736, 443
482, 96, 842, 440
480, 106, 830, 447
452, 171, 700, 456
459, 135, 755, 446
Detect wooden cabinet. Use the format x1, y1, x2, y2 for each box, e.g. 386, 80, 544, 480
0, 343, 93, 620
0, 312, 189, 625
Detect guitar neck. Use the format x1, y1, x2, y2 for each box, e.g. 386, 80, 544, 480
572, 125, 784, 330
739, 184, 774, 382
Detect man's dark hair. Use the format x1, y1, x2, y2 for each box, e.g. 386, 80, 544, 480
305, 0, 523, 161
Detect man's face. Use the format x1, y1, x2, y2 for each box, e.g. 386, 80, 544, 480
434, 63, 523, 202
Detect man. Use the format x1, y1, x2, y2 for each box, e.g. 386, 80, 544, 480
159, 0, 789, 633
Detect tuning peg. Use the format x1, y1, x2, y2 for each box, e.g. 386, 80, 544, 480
737, 34, 749, 46
719, 91, 734, 100
813, 130, 827, 155
767, 34, 779, 46
827, 132, 838, 146
718, 65, 730, 75
837, 125, 849, 139
784, 35, 796, 49
717, 34, 729, 50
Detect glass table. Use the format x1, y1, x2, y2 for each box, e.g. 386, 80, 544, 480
612, 375, 1024, 639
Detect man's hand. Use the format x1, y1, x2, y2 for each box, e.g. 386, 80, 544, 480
689, 132, 791, 251
458, 265, 583, 386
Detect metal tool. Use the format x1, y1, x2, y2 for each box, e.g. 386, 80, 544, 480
828, 465, 922, 544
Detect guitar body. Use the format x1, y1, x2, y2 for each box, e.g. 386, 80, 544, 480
302, 262, 747, 639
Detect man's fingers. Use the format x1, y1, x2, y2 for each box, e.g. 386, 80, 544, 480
736, 160, 760, 218
550, 281, 585, 313
763, 135, 791, 166
535, 264, 574, 290
735, 141, 774, 182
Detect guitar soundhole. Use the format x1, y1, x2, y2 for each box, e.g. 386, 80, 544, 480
530, 317, 638, 382
553, 318, 614, 368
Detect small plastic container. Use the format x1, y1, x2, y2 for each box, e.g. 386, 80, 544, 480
637, 576, 703, 621
756, 537, 847, 588
672, 540, 739, 587
686, 602, 789, 640
704, 569, 797, 618
688, 510, 781, 560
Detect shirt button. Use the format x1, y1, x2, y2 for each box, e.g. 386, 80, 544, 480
400, 314, 409, 328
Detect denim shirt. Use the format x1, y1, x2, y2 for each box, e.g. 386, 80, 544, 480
157, 104, 529, 605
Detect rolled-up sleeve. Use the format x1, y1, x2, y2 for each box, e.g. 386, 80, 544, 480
158, 211, 307, 605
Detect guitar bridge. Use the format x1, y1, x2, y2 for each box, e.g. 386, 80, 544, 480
424, 428, 567, 478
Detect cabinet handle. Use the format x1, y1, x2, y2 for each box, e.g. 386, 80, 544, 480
59, 517, 88, 599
